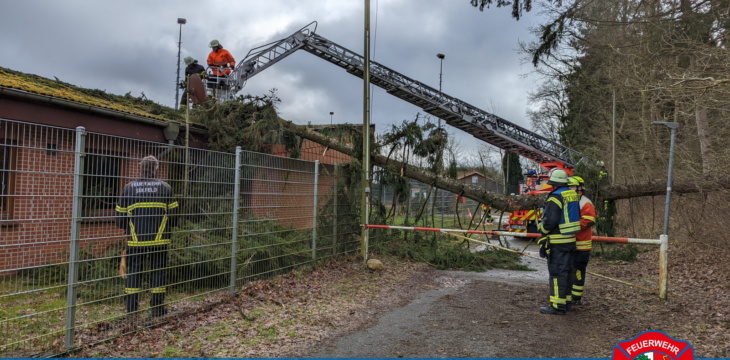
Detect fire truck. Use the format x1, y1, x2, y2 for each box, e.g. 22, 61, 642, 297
215, 21, 587, 225
506, 162, 573, 234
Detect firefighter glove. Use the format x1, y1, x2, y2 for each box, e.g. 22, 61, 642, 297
537, 236, 550, 259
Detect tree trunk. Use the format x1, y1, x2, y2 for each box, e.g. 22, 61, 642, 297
283, 120, 727, 212
695, 106, 712, 175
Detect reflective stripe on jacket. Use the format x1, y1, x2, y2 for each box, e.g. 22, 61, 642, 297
116, 178, 178, 247
538, 186, 581, 244
576, 195, 596, 250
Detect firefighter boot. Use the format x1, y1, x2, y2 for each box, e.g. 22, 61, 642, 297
540, 305, 566, 315
151, 305, 168, 318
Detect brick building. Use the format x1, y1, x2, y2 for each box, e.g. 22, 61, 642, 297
0, 67, 352, 272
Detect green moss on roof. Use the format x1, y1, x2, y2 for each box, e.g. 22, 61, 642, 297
0, 67, 184, 122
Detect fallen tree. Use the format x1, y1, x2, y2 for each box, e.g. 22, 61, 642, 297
285, 121, 544, 212
284, 120, 722, 211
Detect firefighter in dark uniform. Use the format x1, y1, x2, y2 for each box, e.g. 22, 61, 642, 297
567, 176, 596, 306
537, 169, 581, 315
116, 155, 178, 318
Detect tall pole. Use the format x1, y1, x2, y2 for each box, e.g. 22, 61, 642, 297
330, 111, 334, 126
434, 53, 445, 230
612, 89, 616, 183
437, 53, 445, 130
361, 0, 371, 261
652, 121, 677, 300
652, 121, 678, 236
174, 18, 187, 109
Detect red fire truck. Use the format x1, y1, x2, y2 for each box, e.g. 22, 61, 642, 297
507, 163, 573, 234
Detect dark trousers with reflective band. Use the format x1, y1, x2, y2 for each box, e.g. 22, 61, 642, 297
125, 245, 168, 314
547, 242, 575, 310
571, 250, 590, 301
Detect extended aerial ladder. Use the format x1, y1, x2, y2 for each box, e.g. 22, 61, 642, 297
220, 21, 587, 170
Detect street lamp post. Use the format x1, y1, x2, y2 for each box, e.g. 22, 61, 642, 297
436, 53, 445, 129
174, 18, 187, 109
330, 111, 334, 126
434, 53, 445, 228
437, 54, 445, 91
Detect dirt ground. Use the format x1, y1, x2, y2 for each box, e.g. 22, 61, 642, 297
72, 237, 730, 358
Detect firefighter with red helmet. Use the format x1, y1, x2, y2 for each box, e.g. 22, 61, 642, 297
567, 176, 596, 306
536, 169, 581, 315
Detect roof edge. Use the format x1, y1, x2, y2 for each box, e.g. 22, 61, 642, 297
0, 86, 206, 134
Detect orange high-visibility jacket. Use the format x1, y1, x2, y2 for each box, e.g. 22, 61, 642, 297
207, 48, 236, 76
576, 195, 596, 250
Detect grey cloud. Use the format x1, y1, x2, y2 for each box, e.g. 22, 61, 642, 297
1, 0, 547, 159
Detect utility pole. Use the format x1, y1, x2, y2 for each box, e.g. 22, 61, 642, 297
361, 0, 371, 261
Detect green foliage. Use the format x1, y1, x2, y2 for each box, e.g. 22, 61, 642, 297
571, 162, 615, 237
236, 220, 314, 281
469, 0, 535, 21
169, 214, 316, 290
375, 233, 528, 272
502, 152, 522, 195
596, 199, 616, 237
192, 90, 300, 157
316, 170, 363, 255
16, 242, 126, 299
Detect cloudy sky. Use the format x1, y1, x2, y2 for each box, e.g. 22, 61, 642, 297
0, 0, 547, 161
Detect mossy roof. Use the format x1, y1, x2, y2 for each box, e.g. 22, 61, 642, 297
0, 67, 184, 123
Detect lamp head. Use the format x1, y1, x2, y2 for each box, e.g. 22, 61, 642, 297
652, 121, 679, 129
437, 53, 445, 59
177, 18, 187, 25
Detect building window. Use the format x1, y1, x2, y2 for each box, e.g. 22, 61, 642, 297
82, 153, 121, 218
1, 144, 17, 219
472, 175, 478, 184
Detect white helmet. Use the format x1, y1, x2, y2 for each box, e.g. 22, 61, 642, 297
548, 169, 569, 185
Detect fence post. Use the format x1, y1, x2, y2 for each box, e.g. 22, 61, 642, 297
332, 163, 338, 256
230, 147, 242, 294
64, 126, 85, 350
312, 160, 320, 260
659, 234, 668, 299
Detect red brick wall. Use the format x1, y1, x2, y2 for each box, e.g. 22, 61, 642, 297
245, 162, 336, 230
0, 128, 171, 272
0, 121, 345, 272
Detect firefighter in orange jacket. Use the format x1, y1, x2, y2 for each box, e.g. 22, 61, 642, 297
207, 39, 236, 77
567, 176, 596, 306
116, 156, 178, 318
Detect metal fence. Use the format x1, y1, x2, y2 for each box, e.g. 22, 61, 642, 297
0, 119, 361, 357
369, 174, 502, 230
